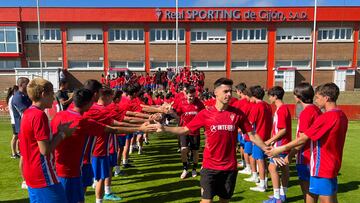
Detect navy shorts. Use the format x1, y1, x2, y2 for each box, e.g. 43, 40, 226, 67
244, 141, 253, 155
309, 176, 338, 196
58, 177, 84, 203
269, 153, 287, 164
252, 144, 266, 160
28, 183, 67, 203
109, 153, 118, 168
91, 156, 110, 181
81, 163, 94, 187
296, 164, 310, 182
118, 135, 126, 147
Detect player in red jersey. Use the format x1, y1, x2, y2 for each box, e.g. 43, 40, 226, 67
174, 85, 205, 179
245, 86, 273, 193
19, 78, 75, 203
157, 78, 268, 203
283, 82, 322, 202
263, 86, 292, 203
267, 83, 348, 203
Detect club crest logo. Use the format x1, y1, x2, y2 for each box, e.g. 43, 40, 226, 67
155, 8, 162, 21
230, 113, 235, 121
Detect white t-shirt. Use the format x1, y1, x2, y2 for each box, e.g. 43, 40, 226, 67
8, 96, 15, 124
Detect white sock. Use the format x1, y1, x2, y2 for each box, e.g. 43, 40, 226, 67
122, 159, 128, 165
252, 172, 258, 179
96, 199, 103, 203
144, 137, 148, 142
259, 179, 265, 187
280, 186, 287, 196
273, 188, 280, 199
105, 186, 111, 195
245, 165, 251, 170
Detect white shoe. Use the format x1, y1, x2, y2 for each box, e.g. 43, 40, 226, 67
180, 170, 188, 179
244, 176, 259, 183
191, 170, 197, 177
138, 147, 143, 155
250, 185, 266, 192
21, 181, 27, 189
92, 181, 97, 189
256, 181, 268, 189
238, 168, 251, 175
129, 146, 133, 154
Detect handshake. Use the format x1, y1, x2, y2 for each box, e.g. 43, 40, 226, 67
263, 145, 291, 167
138, 120, 164, 133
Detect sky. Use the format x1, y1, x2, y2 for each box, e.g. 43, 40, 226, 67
0, 0, 359, 7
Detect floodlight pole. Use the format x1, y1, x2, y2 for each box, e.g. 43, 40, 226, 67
311, 0, 317, 85
175, 0, 179, 73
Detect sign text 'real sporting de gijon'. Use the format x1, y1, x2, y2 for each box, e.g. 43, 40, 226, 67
156, 8, 308, 22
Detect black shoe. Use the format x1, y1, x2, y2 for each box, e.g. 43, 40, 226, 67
123, 163, 135, 168
11, 154, 20, 159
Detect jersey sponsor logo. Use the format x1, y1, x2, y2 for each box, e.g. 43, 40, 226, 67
210, 125, 235, 132
184, 111, 198, 116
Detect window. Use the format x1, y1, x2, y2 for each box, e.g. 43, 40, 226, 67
28, 61, 62, 68
318, 28, 352, 41
151, 61, 184, 69
275, 60, 310, 69
25, 28, 61, 42
231, 60, 266, 69
275, 71, 284, 81
232, 28, 267, 42
276, 28, 311, 42
69, 30, 104, 42
0, 27, 19, 53
68, 61, 103, 69
150, 29, 185, 42
0, 60, 21, 69
109, 29, 144, 42
191, 61, 225, 70
110, 61, 145, 70
316, 60, 350, 68
191, 29, 226, 42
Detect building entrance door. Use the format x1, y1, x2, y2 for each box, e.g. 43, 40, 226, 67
334, 70, 346, 91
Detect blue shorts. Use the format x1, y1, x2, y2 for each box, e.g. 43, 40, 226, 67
109, 153, 118, 168
252, 144, 266, 160
118, 135, 126, 147
296, 164, 310, 182
81, 163, 94, 187
58, 177, 84, 203
244, 141, 253, 155
28, 183, 67, 203
91, 156, 110, 181
269, 153, 287, 164
309, 176, 338, 196
237, 133, 245, 147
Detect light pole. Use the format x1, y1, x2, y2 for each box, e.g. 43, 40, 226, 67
175, 0, 179, 73
36, 0, 43, 77
311, 0, 317, 85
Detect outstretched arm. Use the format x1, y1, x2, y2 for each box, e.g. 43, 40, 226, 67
266, 133, 309, 157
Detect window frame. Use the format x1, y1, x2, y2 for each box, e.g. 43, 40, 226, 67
231, 60, 267, 70
0, 26, 20, 53
232, 28, 267, 43
110, 61, 145, 71
108, 29, 144, 43
150, 28, 185, 43
316, 60, 351, 70
191, 61, 225, 70
275, 60, 311, 70
318, 28, 353, 42
276, 28, 312, 42
68, 60, 104, 70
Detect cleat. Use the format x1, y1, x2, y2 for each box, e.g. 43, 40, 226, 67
238, 168, 251, 175
191, 170, 197, 177
263, 197, 283, 203
21, 181, 28, 189
244, 176, 259, 183
104, 193, 122, 201
250, 185, 266, 192
180, 170, 188, 179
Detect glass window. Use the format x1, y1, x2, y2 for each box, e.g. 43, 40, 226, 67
232, 30, 237, 41
150, 30, 155, 41
151, 61, 167, 69
293, 60, 309, 68
346, 29, 352, 39
5, 30, 16, 42
0, 44, 5, 52
203, 32, 207, 40
243, 30, 248, 40
276, 61, 291, 67
6, 44, 17, 52
128, 62, 144, 68
109, 30, 114, 41
238, 30, 243, 40
196, 32, 202, 40
208, 61, 224, 68
86, 34, 91, 40
69, 61, 87, 68
120, 30, 126, 40
110, 61, 127, 68
89, 61, 103, 68
261, 29, 267, 40
139, 30, 144, 41
156, 30, 161, 40
255, 29, 260, 40
335, 29, 340, 39
161, 30, 166, 40
127, 30, 133, 40
316, 60, 332, 67
46, 62, 62, 67
333, 60, 349, 67
98, 34, 103, 41
191, 32, 196, 41
0, 31, 4, 42
168, 30, 173, 40
249, 60, 265, 67
231, 61, 247, 69
179, 29, 185, 41
249, 30, 255, 40
192, 61, 207, 68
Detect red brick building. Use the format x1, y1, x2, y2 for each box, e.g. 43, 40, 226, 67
0, 7, 359, 91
